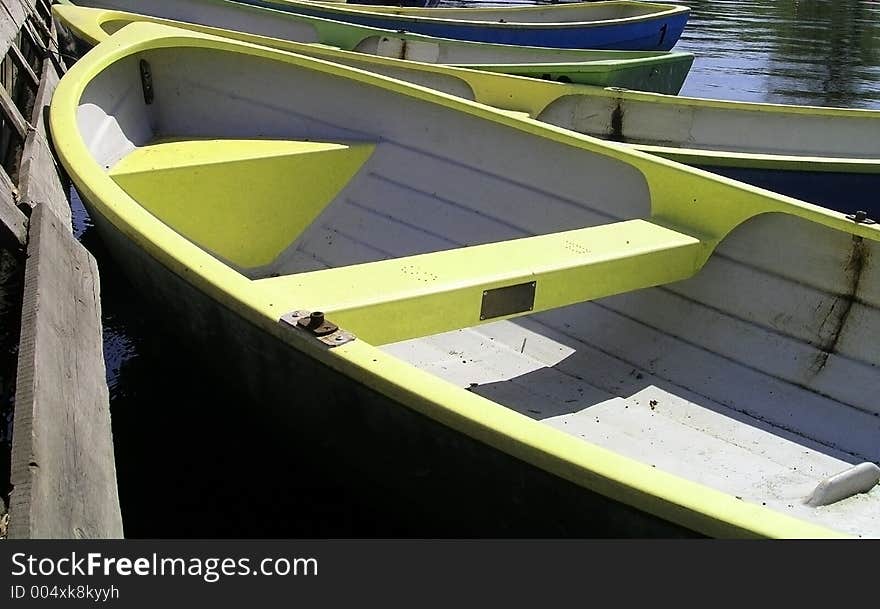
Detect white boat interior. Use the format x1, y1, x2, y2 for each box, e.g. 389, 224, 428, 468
80, 0, 326, 43
75, 36, 880, 537
382, 222, 880, 537
538, 94, 880, 159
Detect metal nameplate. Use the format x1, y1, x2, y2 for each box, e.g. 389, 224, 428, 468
480, 281, 536, 321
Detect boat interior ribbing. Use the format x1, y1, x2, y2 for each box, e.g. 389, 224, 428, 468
73, 29, 880, 537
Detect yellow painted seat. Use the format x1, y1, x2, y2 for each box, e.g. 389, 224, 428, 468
109, 139, 375, 268
256, 219, 702, 344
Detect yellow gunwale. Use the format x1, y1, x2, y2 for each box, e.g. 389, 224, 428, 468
52, 23, 879, 538
631, 143, 880, 172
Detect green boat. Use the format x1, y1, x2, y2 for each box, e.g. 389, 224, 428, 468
53, 23, 880, 538
55, 0, 694, 93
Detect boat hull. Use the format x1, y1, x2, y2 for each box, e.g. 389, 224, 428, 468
55, 1, 693, 93
243, 0, 689, 50
692, 165, 880, 219
535, 91, 880, 215
477, 55, 691, 90
351, 0, 439, 6
80, 191, 699, 538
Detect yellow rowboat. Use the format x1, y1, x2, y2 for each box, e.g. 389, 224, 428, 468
55, 0, 694, 92
53, 24, 880, 538
57, 5, 880, 217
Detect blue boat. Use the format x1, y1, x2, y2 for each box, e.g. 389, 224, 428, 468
238, 1, 690, 50
346, 0, 439, 6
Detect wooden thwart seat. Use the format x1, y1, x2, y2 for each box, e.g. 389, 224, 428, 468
257, 219, 703, 344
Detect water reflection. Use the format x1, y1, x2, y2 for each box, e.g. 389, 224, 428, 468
661, 0, 880, 107
444, 0, 880, 107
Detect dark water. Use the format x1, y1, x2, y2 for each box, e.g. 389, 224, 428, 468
76, 199, 690, 539
74, 0, 880, 538
73, 193, 415, 538
0, 248, 23, 514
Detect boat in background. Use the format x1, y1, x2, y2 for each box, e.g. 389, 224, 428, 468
346, 0, 440, 6
54, 23, 880, 538
58, 2, 880, 216
234, 0, 691, 49
56, 0, 693, 91
535, 87, 880, 217
54, 4, 693, 94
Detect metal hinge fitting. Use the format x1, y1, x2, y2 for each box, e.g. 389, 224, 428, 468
846, 210, 876, 225
280, 310, 356, 347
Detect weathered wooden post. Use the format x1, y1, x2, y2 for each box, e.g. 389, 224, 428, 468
1, 0, 122, 539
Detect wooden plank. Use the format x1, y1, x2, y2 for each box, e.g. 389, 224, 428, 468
32, 0, 50, 23
0, 165, 15, 196
22, 14, 47, 53
8, 38, 39, 88
7, 203, 123, 539
0, 170, 27, 247
0, 81, 29, 139
17, 48, 70, 227
0, 0, 28, 60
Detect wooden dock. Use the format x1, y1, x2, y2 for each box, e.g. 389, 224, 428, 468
0, 0, 122, 538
